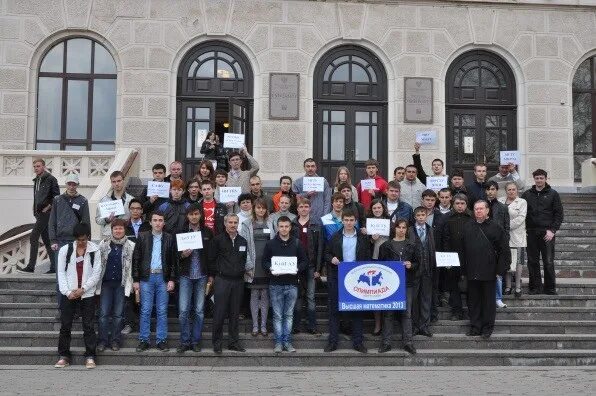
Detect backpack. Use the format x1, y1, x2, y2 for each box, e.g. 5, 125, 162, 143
65, 243, 95, 272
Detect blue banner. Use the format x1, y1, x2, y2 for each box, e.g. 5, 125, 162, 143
338, 261, 406, 311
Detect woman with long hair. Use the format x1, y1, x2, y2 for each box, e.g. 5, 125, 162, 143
199, 131, 220, 160
194, 160, 215, 183
333, 166, 358, 203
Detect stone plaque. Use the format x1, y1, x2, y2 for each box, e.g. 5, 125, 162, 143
404, 77, 433, 124
269, 73, 299, 120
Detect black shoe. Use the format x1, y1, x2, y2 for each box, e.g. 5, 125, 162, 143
514, 290, 522, 298
450, 313, 460, 321
466, 329, 480, 336
157, 341, 169, 352
307, 328, 322, 336
372, 329, 382, 336
323, 343, 337, 353
176, 344, 190, 353
430, 316, 439, 324
544, 290, 558, 295
96, 344, 106, 352
17, 266, 34, 273
353, 344, 368, 354
292, 328, 301, 335
136, 341, 150, 352
192, 344, 202, 353
228, 344, 246, 352
378, 344, 391, 353
528, 289, 541, 295
403, 344, 417, 355
481, 332, 492, 340
213, 346, 222, 355
45, 269, 55, 275
418, 329, 433, 337
110, 342, 120, 351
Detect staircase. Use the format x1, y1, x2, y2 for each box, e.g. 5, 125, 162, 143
0, 193, 593, 366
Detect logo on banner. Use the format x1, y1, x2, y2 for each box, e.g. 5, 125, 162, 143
343, 263, 400, 301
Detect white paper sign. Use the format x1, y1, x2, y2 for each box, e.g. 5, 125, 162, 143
303, 177, 325, 192
416, 130, 437, 145
196, 129, 208, 150
464, 137, 474, 154
360, 179, 376, 191
219, 186, 242, 203
147, 181, 170, 198
98, 199, 125, 219
426, 176, 449, 191
176, 231, 203, 251
435, 252, 461, 267
210, 160, 218, 170
365, 218, 391, 236
223, 133, 245, 148
271, 256, 298, 275
500, 150, 520, 165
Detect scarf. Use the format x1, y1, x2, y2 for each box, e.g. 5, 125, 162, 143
100, 236, 133, 287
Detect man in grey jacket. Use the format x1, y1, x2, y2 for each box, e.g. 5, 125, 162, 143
488, 163, 525, 199
226, 146, 260, 193
292, 158, 331, 222
400, 164, 427, 209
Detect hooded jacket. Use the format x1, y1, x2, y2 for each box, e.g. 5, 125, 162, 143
521, 184, 564, 231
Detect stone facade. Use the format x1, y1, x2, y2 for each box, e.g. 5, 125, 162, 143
0, 0, 594, 186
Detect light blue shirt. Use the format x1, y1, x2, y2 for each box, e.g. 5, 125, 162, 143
131, 219, 142, 237
150, 233, 162, 270
342, 230, 358, 262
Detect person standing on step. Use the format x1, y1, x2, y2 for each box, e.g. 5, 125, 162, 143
521, 169, 564, 296
262, 216, 309, 353
95, 171, 135, 238
198, 179, 227, 235
164, 161, 184, 183
140, 163, 168, 217
158, 179, 190, 234
339, 182, 366, 228
400, 165, 426, 209
499, 182, 527, 298
55, 223, 102, 369
226, 146, 260, 194
383, 180, 413, 226
488, 163, 525, 199
412, 142, 446, 185
268, 194, 297, 234
132, 211, 176, 352
272, 176, 298, 215
438, 188, 453, 215
356, 159, 388, 212
96, 219, 135, 353
21, 158, 59, 274
466, 163, 488, 209
249, 175, 274, 213
293, 158, 332, 222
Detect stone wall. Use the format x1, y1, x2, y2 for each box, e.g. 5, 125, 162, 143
0, 0, 594, 185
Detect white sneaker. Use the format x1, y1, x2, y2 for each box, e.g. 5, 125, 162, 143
496, 300, 507, 308
284, 343, 296, 353
274, 344, 283, 353
121, 325, 132, 334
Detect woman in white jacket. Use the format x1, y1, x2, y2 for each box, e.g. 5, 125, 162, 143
498, 182, 527, 298
55, 223, 102, 369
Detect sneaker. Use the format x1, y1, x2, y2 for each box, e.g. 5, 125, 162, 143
496, 300, 507, 308
176, 344, 190, 353
284, 343, 296, 353
54, 358, 69, 368
307, 328, 322, 336
17, 266, 34, 273
110, 342, 120, 351
85, 358, 96, 369
157, 341, 169, 352
136, 341, 150, 352
274, 343, 283, 353
96, 344, 106, 352
121, 325, 132, 334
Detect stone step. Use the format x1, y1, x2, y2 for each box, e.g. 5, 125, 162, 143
0, 347, 594, 366
556, 229, 596, 237
556, 244, 596, 252
558, 223, 596, 230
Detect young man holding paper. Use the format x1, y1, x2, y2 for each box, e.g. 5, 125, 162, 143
488, 163, 525, 199
199, 180, 227, 235
293, 158, 331, 221
141, 163, 168, 216
413, 142, 445, 185
96, 171, 135, 238
158, 179, 190, 234
176, 204, 214, 353
262, 216, 308, 353
356, 159, 388, 211
227, 146, 260, 193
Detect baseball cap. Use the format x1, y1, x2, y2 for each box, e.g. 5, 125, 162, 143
65, 173, 80, 185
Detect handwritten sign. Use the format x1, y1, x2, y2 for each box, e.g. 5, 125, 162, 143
219, 186, 242, 203
147, 181, 170, 198
223, 133, 245, 149
435, 252, 461, 267
500, 150, 520, 166
426, 176, 449, 191
365, 218, 391, 236
271, 256, 298, 275
416, 130, 437, 145
98, 199, 125, 219
176, 231, 203, 251
210, 160, 218, 170
360, 179, 376, 191
303, 177, 325, 192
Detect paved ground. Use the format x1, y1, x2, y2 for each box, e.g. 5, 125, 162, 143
0, 366, 594, 395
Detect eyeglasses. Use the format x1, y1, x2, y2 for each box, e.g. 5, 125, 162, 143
130, 206, 143, 210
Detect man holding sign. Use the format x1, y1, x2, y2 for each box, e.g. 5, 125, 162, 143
413, 142, 445, 185
226, 146, 260, 194
95, 171, 135, 238
141, 164, 168, 216
356, 159, 388, 211
488, 162, 525, 199
262, 216, 308, 353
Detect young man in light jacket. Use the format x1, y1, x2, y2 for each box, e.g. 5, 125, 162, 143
55, 223, 102, 369
95, 170, 135, 238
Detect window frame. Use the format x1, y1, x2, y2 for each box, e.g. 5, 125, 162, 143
572, 56, 596, 181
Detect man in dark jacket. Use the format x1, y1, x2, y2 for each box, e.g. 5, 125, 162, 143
208, 213, 252, 354
465, 163, 487, 209
462, 200, 511, 339
140, 163, 168, 216
521, 169, 564, 295
157, 179, 190, 233
339, 182, 366, 227
21, 158, 60, 273
262, 216, 309, 353
132, 211, 176, 352
383, 180, 413, 225
485, 181, 511, 238
449, 169, 468, 198
323, 209, 372, 354
125, 199, 151, 243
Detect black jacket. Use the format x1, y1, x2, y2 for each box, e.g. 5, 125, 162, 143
199, 198, 227, 235
200, 140, 219, 160
428, 209, 446, 251
488, 198, 510, 240
32, 171, 60, 216
291, 218, 324, 272
408, 223, 436, 277
450, 185, 468, 198
208, 232, 249, 279
344, 200, 366, 227
140, 184, 168, 217
262, 235, 309, 286
412, 153, 429, 185
158, 198, 190, 233
132, 231, 176, 282
125, 220, 151, 243
176, 225, 214, 278
465, 180, 487, 209
378, 239, 420, 287
461, 218, 511, 281
521, 184, 564, 231
323, 231, 372, 272
442, 210, 473, 263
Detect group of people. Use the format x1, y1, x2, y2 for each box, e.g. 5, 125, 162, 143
22, 142, 564, 369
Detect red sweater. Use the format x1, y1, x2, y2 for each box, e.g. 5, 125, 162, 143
357, 175, 388, 211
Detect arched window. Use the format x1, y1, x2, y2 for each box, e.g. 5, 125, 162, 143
36, 37, 117, 150
572, 56, 596, 181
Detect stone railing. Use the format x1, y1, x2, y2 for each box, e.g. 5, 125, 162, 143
0, 230, 48, 274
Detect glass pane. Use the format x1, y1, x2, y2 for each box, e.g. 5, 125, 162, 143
355, 111, 369, 123
66, 38, 91, 73
36, 77, 62, 140
40, 42, 64, 73
36, 142, 60, 150
323, 110, 329, 122
188, 61, 199, 77
233, 63, 243, 79
330, 125, 345, 160
218, 52, 234, 63
481, 70, 499, 88
195, 122, 209, 135
187, 107, 193, 119
331, 64, 349, 82
485, 115, 499, 128
94, 43, 116, 74
573, 58, 592, 90
197, 59, 214, 78
198, 52, 214, 62
66, 80, 89, 139
187, 122, 192, 158
352, 64, 369, 83
195, 107, 210, 119
331, 111, 345, 122
355, 125, 370, 161
233, 104, 242, 117
461, 68, 479, 86
462, 114, 476, 127
92, 143, 115, 151
367, 66, 377, 83
371, 111, 377, 123
372, 126, 377, 159
573, 92, 592, 152
217, 61, 235, 79
485, 130, 500, 164
64, 145, 86, 151
233, 119, 243, 133
92, 79, 116, 141
334, 56, 349, 65
323, 125, 329, 160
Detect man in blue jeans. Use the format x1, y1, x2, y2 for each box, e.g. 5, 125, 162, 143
176, 205, 214, 353
132, 211, 176, 352
262, 216, 308, 353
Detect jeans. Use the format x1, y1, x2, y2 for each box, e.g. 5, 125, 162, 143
98, 280, 125, 346
139, 273, 169, 343
178, 276, 207, 346
495, 276, 503, 301
527, 229, 556, 293
58, 295, 96, 360
269, 284, 298, 346
293, 268, 317, 331
28, 212, 55, 270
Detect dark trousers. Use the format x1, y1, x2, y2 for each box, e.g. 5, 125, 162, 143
381, 286, 414, 347
527, 229, 556, 293
431, 269, 440, 320
293, 268, 317, 331
212, 276, 244, 349
327, 270, 364, 347
446, 267, 463, 315
412, 274, 433, 332
467, 279, 496, 335
124, 294, 139, 329
28, 212, 55, 270
58, 295, 96, 360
